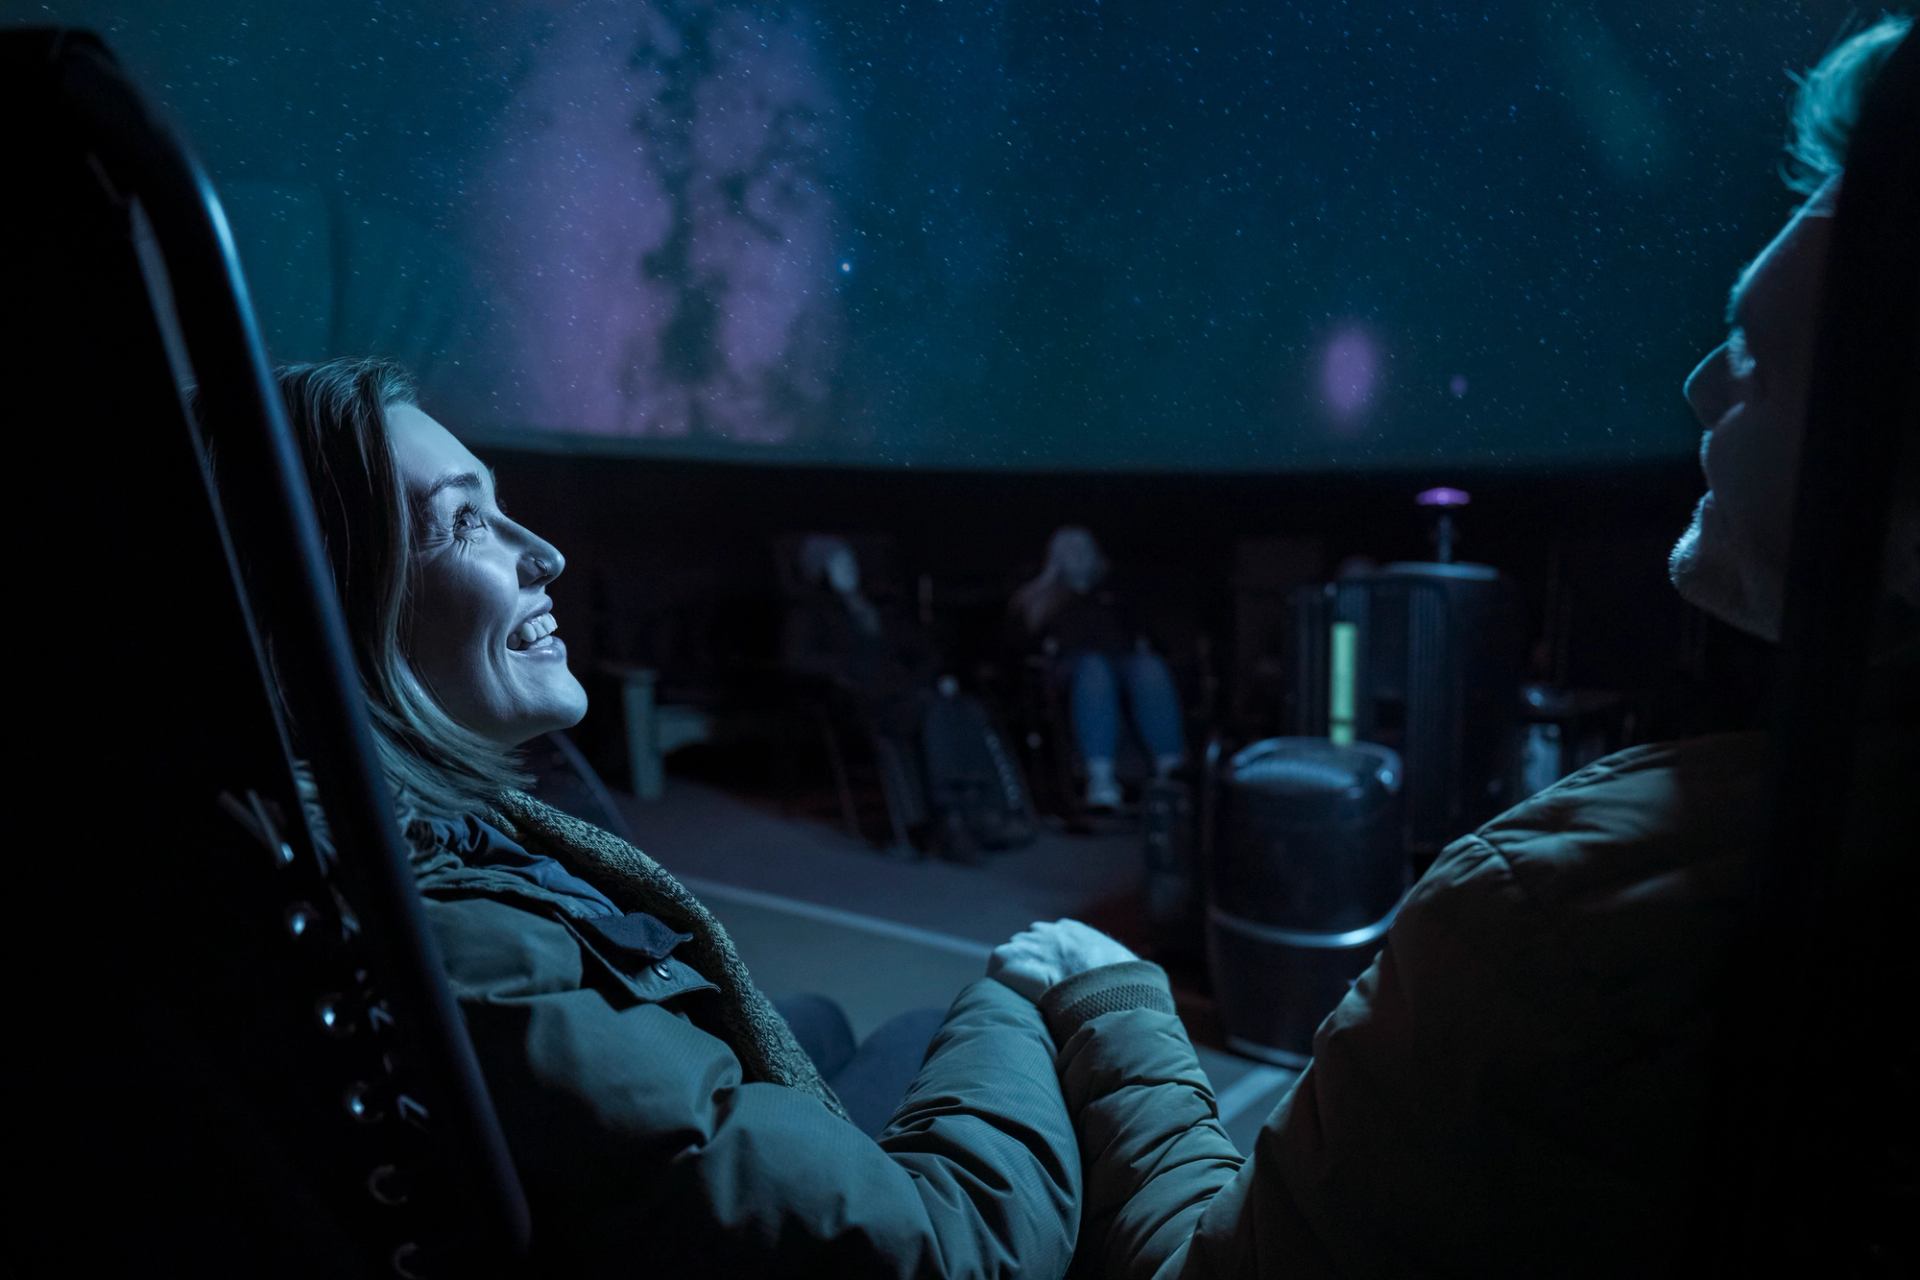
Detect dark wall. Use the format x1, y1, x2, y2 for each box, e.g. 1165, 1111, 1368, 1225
486, 448, 1773, 768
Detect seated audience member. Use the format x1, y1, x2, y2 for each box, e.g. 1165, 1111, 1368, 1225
236, 360, 1081, 1275
783, 534, 1034, 854
987, 19, 1918, 1277
783, 534, 939, 699
1010, 526, 1187, 809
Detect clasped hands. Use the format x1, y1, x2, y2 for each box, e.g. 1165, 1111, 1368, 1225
987, 918, 1139, 1003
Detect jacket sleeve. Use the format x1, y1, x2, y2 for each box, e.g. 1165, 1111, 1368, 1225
423, 895, 1079, 1279
1177, 834, 1591, 1280
1047, 834, 1591, 1280
1044, 836, 1566, 1274
1035, 961, 1246, 1280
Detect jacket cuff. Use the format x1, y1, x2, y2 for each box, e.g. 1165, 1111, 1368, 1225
1038, 960, 1175, 1046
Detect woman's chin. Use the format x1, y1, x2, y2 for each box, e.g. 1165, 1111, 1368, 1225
502, 679, 590, 747
542, 681, 591, 735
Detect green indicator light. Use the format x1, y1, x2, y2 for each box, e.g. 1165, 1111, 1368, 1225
1330, 620, 1357, 746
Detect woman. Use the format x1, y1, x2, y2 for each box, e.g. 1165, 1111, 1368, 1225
254, 359, 1080, 1276
1010, 526, 1186, 809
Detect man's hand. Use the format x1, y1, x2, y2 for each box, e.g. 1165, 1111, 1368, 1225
988, 919, 1140, 1004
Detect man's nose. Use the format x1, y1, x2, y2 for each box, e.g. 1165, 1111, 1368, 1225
1683, 342, 1729, 426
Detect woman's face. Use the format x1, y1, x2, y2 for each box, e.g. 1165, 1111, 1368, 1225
388, 404, 589, 746
1055, 530, 1103, 593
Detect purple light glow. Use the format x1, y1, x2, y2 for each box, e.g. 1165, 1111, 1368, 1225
1319, 327, 1379, 422
1416, 486, 1471, 507
1449, 373, 1469, 397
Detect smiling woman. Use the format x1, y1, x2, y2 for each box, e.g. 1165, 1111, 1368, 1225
198, 356, 1087, 1277
236, 359, 548, 820
385, 400, 589, 749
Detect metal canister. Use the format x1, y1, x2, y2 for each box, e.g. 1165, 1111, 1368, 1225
1206, 737, 1406, 1066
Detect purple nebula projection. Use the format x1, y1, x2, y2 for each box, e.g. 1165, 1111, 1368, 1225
1318, 326, 1380, 423
1449, 373, 1470, 398
468, 1, 845, 443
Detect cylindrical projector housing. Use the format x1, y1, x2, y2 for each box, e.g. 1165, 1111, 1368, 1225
1207, 737, 1406, 1067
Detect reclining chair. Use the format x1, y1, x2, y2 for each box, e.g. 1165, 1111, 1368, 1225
1695, 28, 1918, 1273
14, 30, 527, 1275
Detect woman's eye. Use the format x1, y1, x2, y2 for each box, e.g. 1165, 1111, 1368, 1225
451, 502, 486, 537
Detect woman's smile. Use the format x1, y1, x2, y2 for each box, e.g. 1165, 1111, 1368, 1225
510, 626, 565, 658
505, 599, 562, 653
389, 403, 589, 745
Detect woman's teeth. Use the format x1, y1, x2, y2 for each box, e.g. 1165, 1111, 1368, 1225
508, 612, 558, 651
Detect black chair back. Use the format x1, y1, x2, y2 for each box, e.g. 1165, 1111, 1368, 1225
1701, 28, 1919, 1273
12, 29, 529, 1276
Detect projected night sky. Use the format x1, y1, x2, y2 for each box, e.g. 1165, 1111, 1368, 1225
40, 0, 1870, 469
466, 1, 846, 444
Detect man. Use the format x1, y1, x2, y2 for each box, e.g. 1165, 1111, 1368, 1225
987, 16, 1917, 1278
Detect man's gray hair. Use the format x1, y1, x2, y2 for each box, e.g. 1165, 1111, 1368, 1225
1784, 13, 1914, 195
1783, 15, 1919, 655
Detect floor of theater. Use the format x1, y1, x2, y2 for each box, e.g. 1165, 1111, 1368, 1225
566, 766, 1301, 1155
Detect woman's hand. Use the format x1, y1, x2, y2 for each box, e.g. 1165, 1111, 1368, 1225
988, 919, 1139, 1003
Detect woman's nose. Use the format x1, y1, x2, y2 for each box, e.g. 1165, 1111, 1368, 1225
1683, 342, 1730, 428
521, 537, 565, 585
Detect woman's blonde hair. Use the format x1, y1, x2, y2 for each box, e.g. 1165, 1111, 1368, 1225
1010, 525, 1108, 635
212, 358, 532, 825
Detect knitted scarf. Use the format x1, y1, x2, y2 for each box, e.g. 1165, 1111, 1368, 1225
483, 789, 850, 1123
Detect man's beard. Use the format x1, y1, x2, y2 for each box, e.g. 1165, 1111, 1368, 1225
1669, 494, 1784, 643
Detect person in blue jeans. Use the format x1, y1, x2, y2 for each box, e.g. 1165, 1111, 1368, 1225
1011, 526, 1186, 809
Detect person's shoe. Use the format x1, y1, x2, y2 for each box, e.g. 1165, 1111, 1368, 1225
1085, 775, 1123, 811
1084, 756, 1121, 811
